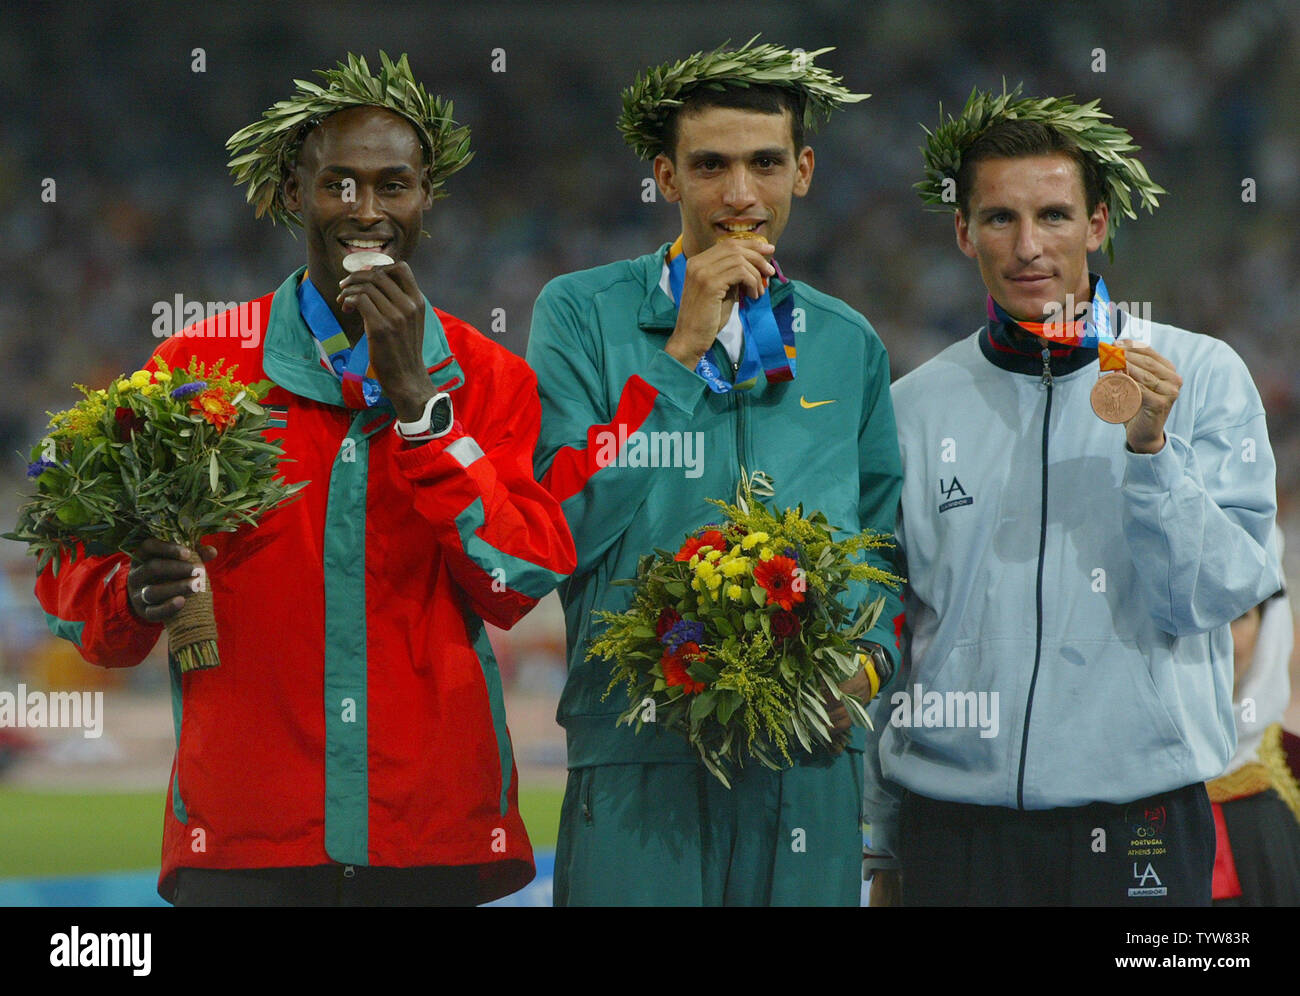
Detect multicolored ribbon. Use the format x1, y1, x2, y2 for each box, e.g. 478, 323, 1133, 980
297, 274, 383, 409
666, 236, 796, 393
986, 276, 1114, 348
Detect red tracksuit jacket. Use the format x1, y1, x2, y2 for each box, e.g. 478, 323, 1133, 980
35, 269, 576, 903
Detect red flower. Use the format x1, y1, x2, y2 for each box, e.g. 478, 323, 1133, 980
191, 389, 238, 432
655, 607, 682, 639
753, 555, 804, 611
675, 529, 729, 562
770, 609, 802, 642
662, 641, 707, 695
114, 406, 145, 439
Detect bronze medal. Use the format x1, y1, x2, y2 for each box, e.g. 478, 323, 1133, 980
1091, 371, 1143, 424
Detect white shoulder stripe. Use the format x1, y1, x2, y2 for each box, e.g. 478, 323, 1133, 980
446, 436, 484, 468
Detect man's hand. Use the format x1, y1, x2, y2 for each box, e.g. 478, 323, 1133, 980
1119, 340, 1182, 454
127, 539, 218, 624
826, 660, 874, 733
338, 262, 435, 421
664, 238, 776, 369
822, 655, 879, 755
869, 868, 902, 907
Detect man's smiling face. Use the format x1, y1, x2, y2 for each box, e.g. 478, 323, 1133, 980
653, 105, 814, 256
955, 153, 1108, 322
283, 105, 433, 291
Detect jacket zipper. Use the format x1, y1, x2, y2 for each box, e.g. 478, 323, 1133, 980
1016, 345, 1053, 809
732, 357, 746, 478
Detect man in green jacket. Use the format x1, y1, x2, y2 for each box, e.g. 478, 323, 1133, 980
526, 39, 902, 905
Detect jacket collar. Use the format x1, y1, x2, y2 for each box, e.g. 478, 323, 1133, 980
978, 310, 1134, 378
261, 267, 465, 407
636, 241, 795, 334
978, 275, 1131, 378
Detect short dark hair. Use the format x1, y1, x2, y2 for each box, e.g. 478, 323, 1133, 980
661, 84, 806, 161
956, 118, 1104, 219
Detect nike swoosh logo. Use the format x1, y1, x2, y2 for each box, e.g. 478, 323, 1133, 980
800, 396, 836, 409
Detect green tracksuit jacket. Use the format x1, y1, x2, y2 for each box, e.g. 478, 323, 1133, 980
527, 244, 903, 768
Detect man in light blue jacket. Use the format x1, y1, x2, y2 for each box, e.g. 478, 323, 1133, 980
865, 87, 1282, 906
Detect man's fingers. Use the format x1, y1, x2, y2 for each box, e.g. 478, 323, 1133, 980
344, 288, 391, 328
826, 701, 851, 732
135, 538, 194, 562
130, 557, 203, 587
140, 577, 203, 604
379, 261, 419, 298
136, 594, 188, 624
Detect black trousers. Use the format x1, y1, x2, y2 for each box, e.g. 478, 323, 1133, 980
897, 782, 1215, 906
171, 864, 481, 907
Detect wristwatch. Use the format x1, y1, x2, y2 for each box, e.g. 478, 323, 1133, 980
855, 640, 895, 700
394, 392, 453, 442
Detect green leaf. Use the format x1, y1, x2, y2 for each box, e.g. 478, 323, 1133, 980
689, 690, 717, 722
716, 693, 739, 726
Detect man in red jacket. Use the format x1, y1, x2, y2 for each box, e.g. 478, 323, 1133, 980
34, 53, 575, 906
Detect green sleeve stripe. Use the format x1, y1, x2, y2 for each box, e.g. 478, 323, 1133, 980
168, 654, 187, 824
42, 612, 85, 648
321, 411, 375, 865
454, 498, 569, 600
468, 619, 512, 816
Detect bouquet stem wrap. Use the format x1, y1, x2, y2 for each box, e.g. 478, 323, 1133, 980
167, 552, 220, 672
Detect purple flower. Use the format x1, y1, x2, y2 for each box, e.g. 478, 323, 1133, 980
170, 381, 207, 400
783, 545, 798, 561
662, 619, 705, 652
26, 458, 56, 479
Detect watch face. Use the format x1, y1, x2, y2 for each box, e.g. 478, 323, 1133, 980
431, 395, 452, 434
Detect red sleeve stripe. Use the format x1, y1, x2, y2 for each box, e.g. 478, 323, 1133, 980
542, 375, 659, 504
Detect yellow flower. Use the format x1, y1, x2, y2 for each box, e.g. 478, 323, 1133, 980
721, 557, 750, 578
116, 379, 132, 393
141, 383, 161, 398
154, 369, 172, 384
706, 574, 722, 590
726, 584, 744, 600
759, 547, 774, 561
130, 370, 152, 389
741, 531, 770, 550
705, 549, 722, 563
695, 560, 717, 581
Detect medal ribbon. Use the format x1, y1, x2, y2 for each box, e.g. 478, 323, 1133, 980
986, 276, 1114, 348
297, 274, 383, 408
666, 237, 796, 393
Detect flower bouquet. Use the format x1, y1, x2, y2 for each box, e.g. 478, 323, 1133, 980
6, 357, 306, 671
592, 470, 902, 787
